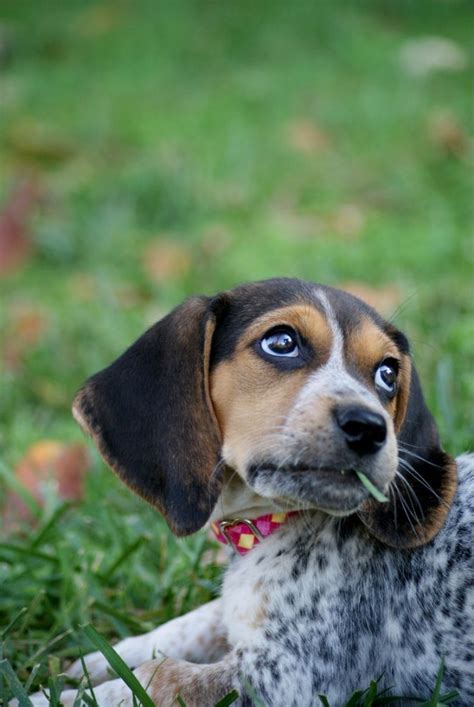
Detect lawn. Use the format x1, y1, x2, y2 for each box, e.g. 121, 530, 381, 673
0, 1, 472, 704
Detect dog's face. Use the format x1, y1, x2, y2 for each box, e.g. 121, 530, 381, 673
210, 287, 408, 517
73, 278, 456, 548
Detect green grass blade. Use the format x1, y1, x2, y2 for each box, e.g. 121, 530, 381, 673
0, 542, 58, 563
417, 658, 445, 707
47, 675, 66, 707
344, 690, 364, 706
1, 607, 28, 640
82, 624, 155, 707
80, 692, 99, 707
362, 679, 379, 705
24, 629, 73, 669
0, 659, 34, 706
0, 671, 6, 706
99, 535, 149, 580
91, 599, 148, 633
214, 689, 240, 707
241, 682, 266, 706
30, 502, 73, 549
437, 690, 461, 704
24, 664, 42, 694
73, 677, 90, 707
356, 472, 389, 503
431, 656, 445, 704
78, 653, 98, 706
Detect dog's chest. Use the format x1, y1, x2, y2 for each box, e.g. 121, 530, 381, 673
219, 516, 465, 703
221, 518, 367, 647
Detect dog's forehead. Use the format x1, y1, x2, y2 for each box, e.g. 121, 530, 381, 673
211, 278, 389, 365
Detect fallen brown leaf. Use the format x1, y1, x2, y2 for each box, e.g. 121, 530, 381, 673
6, 120, 74, 166
68, 272, 100, 302
3, 303, 48, 370
0, 179, 40, 276
272, 205, 324, 241
338, 282, 404, 317
286, 119, 330, 155
32, 379, 70, 408
76, 3, 125, 37
199, 223, 233, 257
428, 110, 470, 159
4, 441, 89, 529
329, 204, 366, 240
115, 283, 150, 308
143, 239, 192, 283
211, 182, 248, 209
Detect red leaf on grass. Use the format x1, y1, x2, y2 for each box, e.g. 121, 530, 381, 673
0, 179, 40, 276
2, 303, 48, 370
4, 441, 90, 529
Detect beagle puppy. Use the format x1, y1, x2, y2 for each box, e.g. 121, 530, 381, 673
32, 279, 474, 705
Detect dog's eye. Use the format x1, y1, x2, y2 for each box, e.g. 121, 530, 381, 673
261, 328, 299, 358
374, 360, 398, 397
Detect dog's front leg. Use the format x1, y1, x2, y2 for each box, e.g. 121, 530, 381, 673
99, 652, 238, 706
28, 652, 239, 707
67, 599, 227, 686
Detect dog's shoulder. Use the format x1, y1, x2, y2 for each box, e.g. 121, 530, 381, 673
455, 452, 474, 493
414, 453, 473, 586
444, 453, 474, 536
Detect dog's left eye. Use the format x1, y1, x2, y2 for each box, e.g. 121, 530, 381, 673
260, 328, 299, 358
374, 360, 398, 396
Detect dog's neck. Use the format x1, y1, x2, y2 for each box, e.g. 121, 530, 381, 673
210, 468, 285, 523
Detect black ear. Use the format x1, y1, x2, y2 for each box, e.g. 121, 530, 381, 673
73, 295, 227, 536
359, 364, 457, 549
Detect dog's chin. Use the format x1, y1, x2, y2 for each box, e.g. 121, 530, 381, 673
248, 464, 382, 516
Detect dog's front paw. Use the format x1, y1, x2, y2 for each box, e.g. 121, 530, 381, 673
10, 689, 77, 707
66, 648, 114, 686
67, 640, 167, 688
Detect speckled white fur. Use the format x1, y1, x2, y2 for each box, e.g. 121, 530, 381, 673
23, 455, 474, 707
18, 281, 474, 707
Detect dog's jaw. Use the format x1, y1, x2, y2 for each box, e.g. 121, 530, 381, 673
209, 467, 297, 523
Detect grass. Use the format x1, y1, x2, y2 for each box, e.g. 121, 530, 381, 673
0, 0, 472, 704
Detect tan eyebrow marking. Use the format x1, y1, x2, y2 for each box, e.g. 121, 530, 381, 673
346, 317, 401, 376
232, 304, 332, 356
347, 316, 411, 428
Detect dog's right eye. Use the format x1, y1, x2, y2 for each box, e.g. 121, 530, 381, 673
260, 328, 299, 358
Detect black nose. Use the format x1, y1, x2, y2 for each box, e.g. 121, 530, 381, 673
335, 406, 387, 455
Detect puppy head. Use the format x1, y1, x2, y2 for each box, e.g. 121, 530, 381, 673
73, 278, 456, 546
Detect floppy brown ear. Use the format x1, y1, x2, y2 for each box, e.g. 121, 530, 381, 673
72, 295, 227, 536
359, 363, 457, 549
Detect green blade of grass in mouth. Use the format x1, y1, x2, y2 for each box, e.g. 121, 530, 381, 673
355, 471, 389, 503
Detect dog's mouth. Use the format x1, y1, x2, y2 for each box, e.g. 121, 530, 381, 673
247, 463, 389, 515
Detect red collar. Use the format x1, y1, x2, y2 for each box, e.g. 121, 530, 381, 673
210, 511, 299, 555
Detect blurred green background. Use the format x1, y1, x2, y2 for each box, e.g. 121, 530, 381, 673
1, 0, 473, 458
0, 0, 473, 697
